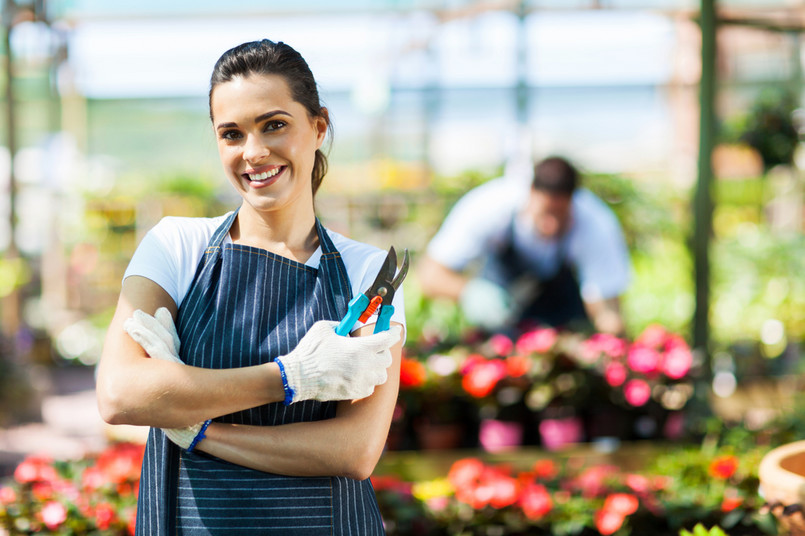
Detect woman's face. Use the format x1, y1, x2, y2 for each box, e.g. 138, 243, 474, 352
210, 73, 327, 217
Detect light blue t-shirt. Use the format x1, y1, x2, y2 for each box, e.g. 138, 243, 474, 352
426, 177, 630, 302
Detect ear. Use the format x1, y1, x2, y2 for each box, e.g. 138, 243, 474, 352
314, 108, 329, 149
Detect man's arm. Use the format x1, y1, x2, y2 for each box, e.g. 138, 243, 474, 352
584, 296, 625, 336
417, 255, 469, 301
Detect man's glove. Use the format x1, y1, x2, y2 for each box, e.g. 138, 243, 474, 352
124, 308, 203, 450
275, 321, 401, 404
459, 278, 515, 332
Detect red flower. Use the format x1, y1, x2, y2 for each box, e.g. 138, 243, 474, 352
13, 455, 57, 484
603, 493, 639, 515
448, 458, 485, 490
82, 465, 106, 491
462, 359, 507, 398
623, 379, 651, 407
39, 500, 68, 530
709, 455, 739, 480
488, 471, 520, 509
595, 508, 625, 535
505, 355, 531, 378
516, 328, 557, 355
399, 357, 427, 388
721, 496, 743, 512
519, 482, 553, 520
532, 459, 558, 480
95, 502, 117, 530
97, 442, 145, 484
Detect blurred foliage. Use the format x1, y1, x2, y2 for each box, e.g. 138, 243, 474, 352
722, 88, 799, 171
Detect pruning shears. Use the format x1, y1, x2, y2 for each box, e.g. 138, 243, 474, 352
335, 246, 409, 336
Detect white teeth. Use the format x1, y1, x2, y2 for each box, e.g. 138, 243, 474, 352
247, 168, 281, 181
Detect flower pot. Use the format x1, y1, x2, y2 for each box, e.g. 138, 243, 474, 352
759, 440, 805, 535
479, 418, 523, 453
413, 419, 466, 450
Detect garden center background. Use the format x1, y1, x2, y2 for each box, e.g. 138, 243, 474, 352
1, 1, 805, 535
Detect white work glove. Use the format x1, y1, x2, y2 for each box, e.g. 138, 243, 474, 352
275, 320, 401, 404
124, 308, 204, 450
459, 278, 515, 332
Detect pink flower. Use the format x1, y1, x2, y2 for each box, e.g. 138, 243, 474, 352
625, 474, 651, 494
627, 346, 661, 375
662, 346, 693, 379
586, 333, 628, 359
40, 500, 68, 530
604, 362, 627, 387
539, 416, 583, 451
624, 379, 651, 407
488, 334, 514, 356
516, 328, 557, 355
0, 486, 16, 504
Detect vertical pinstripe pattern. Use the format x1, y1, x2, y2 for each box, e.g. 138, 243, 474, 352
135, 211, 385, 535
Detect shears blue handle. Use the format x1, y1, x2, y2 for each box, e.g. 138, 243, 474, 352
335, 293, 369, 336
374, 305, 394, 333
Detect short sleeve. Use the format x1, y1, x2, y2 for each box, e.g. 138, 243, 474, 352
123, 220, 182, 307
426, 178, 520, 271
570, 192, 632, 302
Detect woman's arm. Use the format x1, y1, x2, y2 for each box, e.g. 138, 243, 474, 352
196, 322, 405, 481
96, 275, 285, 428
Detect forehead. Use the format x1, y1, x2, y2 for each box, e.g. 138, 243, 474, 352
531, 189, 572, 208
210, 73, 299, 120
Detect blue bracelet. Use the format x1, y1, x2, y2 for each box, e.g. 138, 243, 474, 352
186, 419, 212, 453
275, 358, 295, 406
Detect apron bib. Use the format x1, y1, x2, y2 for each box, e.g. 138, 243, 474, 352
135, 210, 385, 535
482, 218, 589, 330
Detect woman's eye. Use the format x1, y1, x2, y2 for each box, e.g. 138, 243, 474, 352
220, 130, 242, 141
264, 120, 286, 132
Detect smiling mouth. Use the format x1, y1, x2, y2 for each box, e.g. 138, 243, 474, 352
245, 167, 284, 182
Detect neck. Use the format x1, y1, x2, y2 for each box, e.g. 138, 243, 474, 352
231, 203, 319, 262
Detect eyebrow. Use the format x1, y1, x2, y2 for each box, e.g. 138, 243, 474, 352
216, 110, 292, 131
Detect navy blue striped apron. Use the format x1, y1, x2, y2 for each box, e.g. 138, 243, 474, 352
135, 210, 385, 535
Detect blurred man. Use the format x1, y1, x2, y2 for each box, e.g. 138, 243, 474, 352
419, 156, 630, 335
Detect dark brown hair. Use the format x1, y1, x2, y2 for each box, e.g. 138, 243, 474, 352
209, 40, 332, 194
532, 156, 579, 195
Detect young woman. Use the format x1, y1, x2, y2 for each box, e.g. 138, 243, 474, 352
96, 39, 405, 535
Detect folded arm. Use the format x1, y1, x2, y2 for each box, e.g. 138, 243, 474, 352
96, 276, 285, 428
195, 322, 404, 481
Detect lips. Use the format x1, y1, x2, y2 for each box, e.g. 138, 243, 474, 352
243, 166, 285, 187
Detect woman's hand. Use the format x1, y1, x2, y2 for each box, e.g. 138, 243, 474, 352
97, 276, 285, 428
196, 322, 405, 481
276, 321, 400, 404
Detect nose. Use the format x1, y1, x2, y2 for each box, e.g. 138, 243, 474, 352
242, 133, 270, 163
